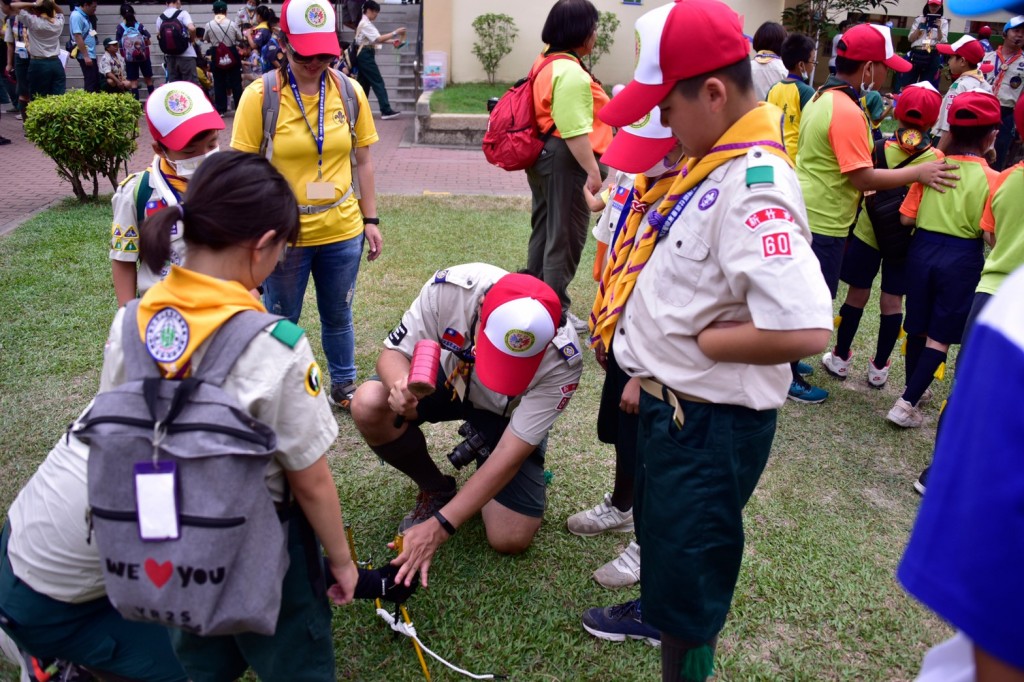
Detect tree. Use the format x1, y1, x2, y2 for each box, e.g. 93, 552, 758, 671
471, 14, 518, 85
782, 0, 897, 82
588, 11, 621, 72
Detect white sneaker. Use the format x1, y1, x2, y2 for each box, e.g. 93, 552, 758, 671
566, 311, 590, 336
567, 493, 634, 536
867, 358, 890, 388
887, 398, 924, 428
821, 349, 852, 379
593, 541, 641, 588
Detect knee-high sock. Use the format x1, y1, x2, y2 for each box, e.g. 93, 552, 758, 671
610, 445, 635, 512
662, 632, 716, 682
905, 335, 926, 386
833, 304, 864, 360
903, 347, 946, 406
874, 313, 903, 368
370, 427, 452, 492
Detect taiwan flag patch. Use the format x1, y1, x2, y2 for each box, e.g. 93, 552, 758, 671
441, 327, 465, 353
611, 184, 630, 209
145, 198, 168, 218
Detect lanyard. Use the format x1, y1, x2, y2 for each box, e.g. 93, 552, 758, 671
607, 187, 636, 249
993, 48, 1023, 93
653, 180, 705, 241
286, 65, 326, 180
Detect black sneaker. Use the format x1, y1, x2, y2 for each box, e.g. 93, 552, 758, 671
582, 599, 661, 646
328, 382, 357, 412
914, 467, 928, 496
398, 476, 457, 534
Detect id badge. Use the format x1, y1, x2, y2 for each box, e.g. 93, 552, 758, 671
134, 461, 180, 541
306, 182, 335, 200
89, 29, 97, 37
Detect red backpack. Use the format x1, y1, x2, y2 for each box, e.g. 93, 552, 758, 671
482, 54, 574, 171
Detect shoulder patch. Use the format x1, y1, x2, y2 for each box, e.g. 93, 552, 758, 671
433, 268, 449, 283
304, 362, 322, 397
118, 172, 141, 189
746, 165, 775, 187
429, 266, 481, 290
552, 337, 582, 366
270, 319, 305, 348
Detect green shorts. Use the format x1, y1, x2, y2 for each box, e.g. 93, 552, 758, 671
634, 394, 776, 642
0, 521, 187, 682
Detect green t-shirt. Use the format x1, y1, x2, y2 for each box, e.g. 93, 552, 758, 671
978, 163, 1024, 295
797, 79, 873, 237
852, 141, 939, 249
901, 156, 997, 240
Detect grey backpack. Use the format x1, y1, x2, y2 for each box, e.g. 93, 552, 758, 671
74, 301, 289, 637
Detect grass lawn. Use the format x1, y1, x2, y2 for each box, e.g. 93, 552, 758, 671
0, 195, 951, 680
429, 82, 514, 114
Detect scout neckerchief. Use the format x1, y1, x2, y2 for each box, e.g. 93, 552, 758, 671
286, 65, 327, 181
155, 155, 188, 199
991, 46, 1022, 93
137, 265, 265, 378
590, 103, 793, 350
588, 169, 677, 348
959, 68, 986, 86
753, 50, 781, 65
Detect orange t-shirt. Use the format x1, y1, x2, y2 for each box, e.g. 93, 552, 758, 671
530, 52, 612, 155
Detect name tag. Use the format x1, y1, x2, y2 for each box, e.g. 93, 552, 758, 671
306, 181, 335, 200
134, 461, 180, 542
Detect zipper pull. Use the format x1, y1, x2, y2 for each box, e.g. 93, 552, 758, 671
85, 507, 93, 545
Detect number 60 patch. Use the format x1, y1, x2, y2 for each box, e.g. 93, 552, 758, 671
761, 232, 792, 259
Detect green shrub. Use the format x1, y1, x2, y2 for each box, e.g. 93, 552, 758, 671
588, 11, 621, 72
24, 91, 143, 202
471, 13, 518, 85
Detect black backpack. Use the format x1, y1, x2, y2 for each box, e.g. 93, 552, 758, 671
864, 139, 927, 264
158, 9, 190, 56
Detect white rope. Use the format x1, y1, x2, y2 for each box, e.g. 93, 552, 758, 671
374, 608, 498, 680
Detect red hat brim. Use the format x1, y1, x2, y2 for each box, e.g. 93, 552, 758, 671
599, 81, 674, 129
284, 30, 341, 57
600, 132, 677, 174
148, 111, 225, 151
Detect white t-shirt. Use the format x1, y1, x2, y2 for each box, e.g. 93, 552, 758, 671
355, 15, 380, 49
156, 8, 196, 58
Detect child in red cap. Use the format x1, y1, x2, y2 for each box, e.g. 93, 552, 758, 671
581, 1, 834, 678
890, 91, 1003, 428
794, 23, 957, 404
933, 35, 994, 150
822, 82, 944, 389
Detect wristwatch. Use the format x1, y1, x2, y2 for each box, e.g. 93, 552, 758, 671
362, 217, 380, 225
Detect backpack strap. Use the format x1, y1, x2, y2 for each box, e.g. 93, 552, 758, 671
530, 53, 575, 138
330, 68, 361, 199
121, 300, 163, 382
134, 170, 152, 227
193, 310, 284, 386
871, 139, 889, 170
259, 70, 281, 161
894, 146, 927, 170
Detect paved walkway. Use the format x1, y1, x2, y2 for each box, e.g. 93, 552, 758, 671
0, 112, 529, 236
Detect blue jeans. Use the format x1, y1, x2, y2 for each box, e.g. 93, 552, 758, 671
262, 234, 364, 387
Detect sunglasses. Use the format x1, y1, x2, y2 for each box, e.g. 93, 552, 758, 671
288, 48, 334, 65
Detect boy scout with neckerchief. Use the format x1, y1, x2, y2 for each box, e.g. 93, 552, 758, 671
583, 2, 834, 680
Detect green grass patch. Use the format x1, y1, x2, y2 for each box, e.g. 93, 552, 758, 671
0, 195, 950, 680
429, 82, 514, 114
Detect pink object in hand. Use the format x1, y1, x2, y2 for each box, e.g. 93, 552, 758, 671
407, 340, 441, 397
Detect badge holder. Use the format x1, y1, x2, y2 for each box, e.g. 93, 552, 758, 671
134, 422, 180, 542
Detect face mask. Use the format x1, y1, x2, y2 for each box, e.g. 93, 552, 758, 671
168, 147, 219, 178
860, 63, 875, 93
246, 2, 256, 8
799, 69, 809, 83
643, 149, 683, 178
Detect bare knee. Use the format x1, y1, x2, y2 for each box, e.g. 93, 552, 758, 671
879, 292, 903, 315
485, 528, 536, 555
349, 380, 395, 443
481, 502, 542, 555
844, 286, 870, 309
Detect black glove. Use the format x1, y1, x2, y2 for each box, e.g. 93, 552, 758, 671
353, 564, 419, 604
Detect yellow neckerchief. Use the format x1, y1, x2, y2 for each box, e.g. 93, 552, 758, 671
591, 103, 793, 349
254, 21, 269, 31
137, 265, 266, 378
959, 68, 986, 85
753, 50, 781, 65
157, 157, 188, 196
589, 170, 677, 348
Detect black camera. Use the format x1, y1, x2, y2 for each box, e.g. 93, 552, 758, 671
447, 422, 491, 470
925, 13, 941, 27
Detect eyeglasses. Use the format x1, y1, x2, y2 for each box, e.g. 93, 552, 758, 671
288, 48, 334, 65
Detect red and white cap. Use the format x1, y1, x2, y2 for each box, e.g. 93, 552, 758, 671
280, 0, 340, 57
948, 90, 1001, 126
600, 105, 677, 173
895, 82, 942, 129
836, 24, 911, 73
599, 0, 750, 128
937, 35, 987, 67
475, 273, 561, 397
145, 82, 224, 151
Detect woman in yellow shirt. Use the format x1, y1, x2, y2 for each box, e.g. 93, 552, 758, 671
231, 0, 380, 410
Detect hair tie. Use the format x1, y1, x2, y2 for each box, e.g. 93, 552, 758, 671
176, 204, 185, 220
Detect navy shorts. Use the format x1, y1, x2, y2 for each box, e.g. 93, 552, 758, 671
840, 234, 908, 296
125, 59, 153, 81
903, 229, 984, 345
408, 370, 547, 518
811, 233, 847, 299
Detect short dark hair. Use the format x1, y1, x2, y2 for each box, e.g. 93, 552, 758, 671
119, 3, 135, 21
947, 124, 999, 155
255, 5, 275, 23
674, 57, 753, 99
541, 0, 599, 53
753, 22, 787, 54
833, 52, 866, 77
139, 152, 300, 275
781, 33, 816, 71
362, 0, 380, 13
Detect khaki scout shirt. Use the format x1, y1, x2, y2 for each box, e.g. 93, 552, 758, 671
384, 263, 584, 446
615, 149, 833, 410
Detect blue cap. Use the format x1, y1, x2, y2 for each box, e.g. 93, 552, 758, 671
947, 0, 1024, 14
1006, 15, 1024, 31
